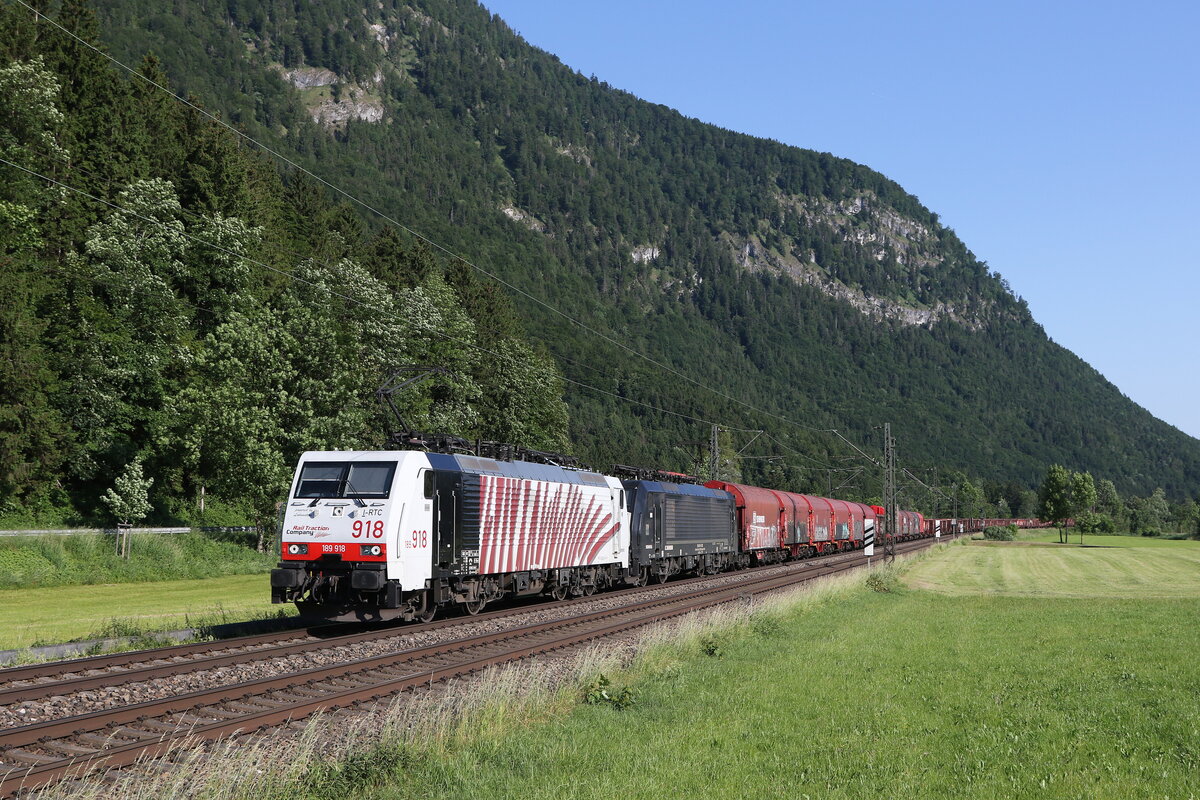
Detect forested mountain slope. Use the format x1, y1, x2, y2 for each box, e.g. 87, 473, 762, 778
83, 0, 1200, 496
3, 0, 1197, 526
0, 1, 568, 526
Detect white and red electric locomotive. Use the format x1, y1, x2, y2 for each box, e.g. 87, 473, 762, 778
272, 450, 630, 622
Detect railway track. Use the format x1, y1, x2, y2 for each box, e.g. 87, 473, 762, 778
0, 534, 950, 796
0, 540, 898, 706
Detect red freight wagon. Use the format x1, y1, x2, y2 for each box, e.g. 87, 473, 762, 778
899, 510, 924, 540
872, 506, 928, 542
828, 498, 851, 547
768, 490, 804, 551
797, 493, 835, 553
781, 492, 867, 557
825, 499, 874, 550
704, 480, 785, 559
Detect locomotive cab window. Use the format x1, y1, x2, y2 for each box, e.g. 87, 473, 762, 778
345, 462, 396, 497
296, 463, 343, 498
295, 461, 397, 499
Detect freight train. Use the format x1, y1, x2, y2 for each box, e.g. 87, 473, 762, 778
269, 450, 1033, 622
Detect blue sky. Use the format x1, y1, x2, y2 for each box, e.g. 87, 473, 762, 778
481, 0, 1200, 440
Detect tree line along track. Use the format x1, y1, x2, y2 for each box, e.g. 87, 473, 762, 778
0, 535, 951, 797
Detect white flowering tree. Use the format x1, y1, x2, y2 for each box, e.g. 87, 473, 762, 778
101, 459, 153, 557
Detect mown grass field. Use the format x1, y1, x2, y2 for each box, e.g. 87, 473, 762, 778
0, 573, 282, 650
358, 541, 1200, 800
1018, 529, 1196, 548
908, 535, 1200, 599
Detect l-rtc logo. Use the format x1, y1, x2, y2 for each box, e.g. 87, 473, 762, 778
752, 513, 766, 524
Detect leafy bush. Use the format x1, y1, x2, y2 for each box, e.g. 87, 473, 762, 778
983, 525, 1016, 541
1076, 511, 1116, 534
0, 486, 78, 530
583, 675, 636, 710
866, 569, 899, 592
165, 496, 255, 528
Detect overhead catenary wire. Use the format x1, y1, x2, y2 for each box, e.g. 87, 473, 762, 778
903, 467, 955, 502
762, 433, 862, 471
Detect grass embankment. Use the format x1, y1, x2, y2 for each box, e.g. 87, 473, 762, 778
0, 573, 282, 650
0, 532, 275, 589
360, 559, 1199, 799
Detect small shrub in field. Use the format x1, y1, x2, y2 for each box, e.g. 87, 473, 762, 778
866, 570, 898, 592
750, 613, 784, 638
983, 525, 1015, 541
699, 634, 723, 657
582, 674, 636, 710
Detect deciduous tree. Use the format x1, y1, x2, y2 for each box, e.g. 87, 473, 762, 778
1037, 464, 1074, 543
100, 458, 153, 526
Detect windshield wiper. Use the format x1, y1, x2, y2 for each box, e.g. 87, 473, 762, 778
342, 476, 367, 507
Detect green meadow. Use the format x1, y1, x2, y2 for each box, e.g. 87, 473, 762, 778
359, 539, 1200, 800
0, 573, 281, 650
909, 535, 1200, 599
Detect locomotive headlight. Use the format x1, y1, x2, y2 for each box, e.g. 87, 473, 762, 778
286, 543, 308, 555
360, 544, 383, 557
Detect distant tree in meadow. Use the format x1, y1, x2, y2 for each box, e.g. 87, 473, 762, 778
1037, 465, 1075, 543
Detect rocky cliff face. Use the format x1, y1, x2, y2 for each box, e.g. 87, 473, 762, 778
724, 190, 1008, 330
230, 5, 1004, 326
279, 67, 384, 127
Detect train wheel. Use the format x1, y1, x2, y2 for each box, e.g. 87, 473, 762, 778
582, 583, 596, 596
551, 583, 569, 601
416, 592, 438, 623
464, 598, 487, 615
632, 567, 649, 587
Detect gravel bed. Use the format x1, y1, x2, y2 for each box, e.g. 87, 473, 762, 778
0, 555, 856, 729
